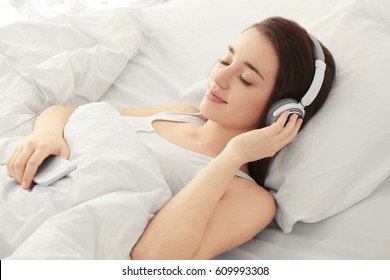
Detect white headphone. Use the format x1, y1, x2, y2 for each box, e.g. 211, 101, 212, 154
266, 34, 326, 126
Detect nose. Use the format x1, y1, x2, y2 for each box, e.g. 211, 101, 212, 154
211, 64, 235, 90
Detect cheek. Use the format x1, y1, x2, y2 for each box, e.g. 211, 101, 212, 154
237, 89, 269, 110
234, 90, 270, 124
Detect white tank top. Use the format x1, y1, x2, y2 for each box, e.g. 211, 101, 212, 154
125, 112, 255, 195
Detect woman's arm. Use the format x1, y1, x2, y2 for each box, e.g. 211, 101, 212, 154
131, 149, 276, 260
131, 112, 302, 259
6, 105, 76, 188
7, 103, 199, 189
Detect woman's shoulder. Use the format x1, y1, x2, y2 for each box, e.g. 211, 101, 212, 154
226, 175, 276, 218
117, 103, 204, 118
231, 174, 274, 200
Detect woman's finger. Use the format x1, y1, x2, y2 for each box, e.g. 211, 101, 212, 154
59, 145, 70, 160
283, 113, 299, 131
6, 147, 19, 178
279, 114, 302, 144
270, 111, 291, 132
13, 145, 36, 185
22, 151, 48, 189
6, 144, 25, 180
291, 117, 303, 140
271, 114, 302, 153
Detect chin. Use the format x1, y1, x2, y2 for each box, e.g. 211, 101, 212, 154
199, 97, 219, 119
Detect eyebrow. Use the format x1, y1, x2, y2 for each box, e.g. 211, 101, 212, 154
228, 45, 265, 80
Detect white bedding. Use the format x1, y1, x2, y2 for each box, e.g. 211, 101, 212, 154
0, 7, 170, 259
0, 7, 142, 137
1, 0, 389, 259
1, 103, 172, 259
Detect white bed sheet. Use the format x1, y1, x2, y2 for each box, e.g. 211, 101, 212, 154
218, 175, 390, 260
1, 0, 389, 259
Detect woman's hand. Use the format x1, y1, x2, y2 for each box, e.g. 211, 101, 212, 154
6, 128, 70, 189
225, 111, 303, 165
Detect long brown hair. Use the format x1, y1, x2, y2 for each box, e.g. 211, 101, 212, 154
248, 17, 336, 186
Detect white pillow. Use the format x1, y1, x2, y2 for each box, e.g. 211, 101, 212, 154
175, 0, 390, 232
143, 0, 340, 89
179, 79, 207, 107
268, 0, 390, 233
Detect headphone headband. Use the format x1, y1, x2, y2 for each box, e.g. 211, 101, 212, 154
300, 35, 326, 107
310, 34, 325, 61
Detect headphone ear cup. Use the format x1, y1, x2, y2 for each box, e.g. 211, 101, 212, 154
266, 98, 304, 126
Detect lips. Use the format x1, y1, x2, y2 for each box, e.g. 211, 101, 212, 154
207, 90, 228, 104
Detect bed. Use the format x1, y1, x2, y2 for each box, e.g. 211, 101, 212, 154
0, 0, 389, 259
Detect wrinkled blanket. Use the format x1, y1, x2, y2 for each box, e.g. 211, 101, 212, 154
0, 103, 172, 259
0, 7, 174, 259
0, 7, 142, 137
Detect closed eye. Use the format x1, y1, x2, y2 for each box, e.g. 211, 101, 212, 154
219, 59, 251, 86
218, 59, 229, 66
239, 75, 252, 87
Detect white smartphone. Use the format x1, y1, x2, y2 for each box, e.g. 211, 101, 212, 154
33, 155, 77, 186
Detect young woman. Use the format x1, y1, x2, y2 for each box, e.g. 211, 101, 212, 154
6, 17, 336, 259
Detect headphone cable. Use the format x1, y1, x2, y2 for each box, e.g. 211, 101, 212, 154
0, 53, 49, 136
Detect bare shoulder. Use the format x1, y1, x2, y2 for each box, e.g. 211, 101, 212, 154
222, 176, 277, 236
227, 176, 276, 214
117, 103, 201, 117
219, 175, 276, 230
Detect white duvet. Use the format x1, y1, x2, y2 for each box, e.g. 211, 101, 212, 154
0, 103, 172, 259
0, 7, 174, 259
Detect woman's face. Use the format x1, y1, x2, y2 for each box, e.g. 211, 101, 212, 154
200, 27, 279, 130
